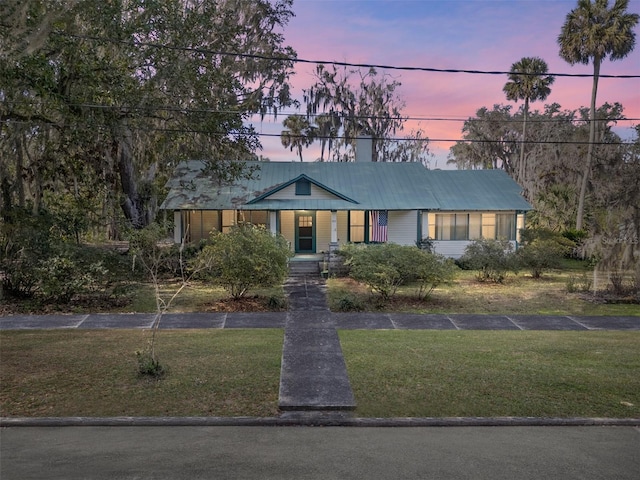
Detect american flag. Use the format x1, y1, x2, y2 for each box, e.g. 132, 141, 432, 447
371, 210, 388, 242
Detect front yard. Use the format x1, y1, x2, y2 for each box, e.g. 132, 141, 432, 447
328, 268, 639, 316
2, 329, 638, 418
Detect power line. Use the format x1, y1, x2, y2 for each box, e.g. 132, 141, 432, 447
5, 101, 639, 125
58, 33, 640, 79
3, 118, 634, 146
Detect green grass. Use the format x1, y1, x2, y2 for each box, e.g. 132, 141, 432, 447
0, 329, 283, 417
339, 330, 640, 418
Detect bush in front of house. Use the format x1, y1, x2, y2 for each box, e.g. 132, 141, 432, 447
414, 252, 458, 300
457, 238, 518, 283
343, 243, 458, 301
516, 228, 574, 278
195, 223, 292, 299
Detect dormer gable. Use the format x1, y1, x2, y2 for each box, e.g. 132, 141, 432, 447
247, 174, 358, 205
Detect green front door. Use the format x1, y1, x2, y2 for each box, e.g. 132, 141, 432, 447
295, 211, 316, 253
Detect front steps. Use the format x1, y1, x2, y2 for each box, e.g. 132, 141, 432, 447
288, 259, 321, 277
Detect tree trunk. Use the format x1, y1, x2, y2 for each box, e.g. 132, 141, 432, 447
518, 98, 529, 184
576, 57, 600, 231
117, 130, 145, 229
14, 136, 25, 207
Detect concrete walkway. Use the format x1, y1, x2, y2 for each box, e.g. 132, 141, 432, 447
280, 275, 355, 411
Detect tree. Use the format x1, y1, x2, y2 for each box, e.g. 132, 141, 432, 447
583, 124, 640, 290
381, 129, 433, 166
1, 0, 297, 233
503, 57, 555, 185
303, 65, 410, 162
558, 0, 639, 230
313, 113, 340, 161
447, 105, 520, 173
280, 115, 316, 161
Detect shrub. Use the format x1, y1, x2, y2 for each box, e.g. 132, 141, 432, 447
458, 238, 517, 283
0, 208, 117, 301
415, 253, 459, 300
195, 224, 292, 299
267, 295, 287, 310
136, 349, 166, 378
0, 209, 55, 297
346, 243, 418, 300
517, 229, 574, 278
345, 243, 457, 302
38, 253, 108, 303
336, 294, 365, 312
566, 273, 592, 293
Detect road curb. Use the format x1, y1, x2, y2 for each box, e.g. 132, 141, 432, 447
2, 416, 639, 428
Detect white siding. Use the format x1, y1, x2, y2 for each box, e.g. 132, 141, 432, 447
432, 240, 472, 259
432, 240, 518, 259
387, 210, 418, 246
268, 183, 341, 200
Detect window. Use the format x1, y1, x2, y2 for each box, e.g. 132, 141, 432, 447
237, 210, 268, 228
469, 213, 482, 239
435, 213, 468, 240
496, 213, 515, 240
349, 210, 365, 242
221, 210, 235, 233
433, 212, 515, 241
482, 213, 495, 239
295, 178, 311, 195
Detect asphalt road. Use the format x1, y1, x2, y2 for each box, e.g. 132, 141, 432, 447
2, 425, 639, 480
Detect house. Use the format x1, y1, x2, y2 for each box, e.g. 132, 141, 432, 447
160, 140, 532, 259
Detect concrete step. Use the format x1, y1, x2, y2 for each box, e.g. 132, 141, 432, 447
288, 261, 320, 276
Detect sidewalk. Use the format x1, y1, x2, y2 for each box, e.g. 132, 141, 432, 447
1, 311, 638, 330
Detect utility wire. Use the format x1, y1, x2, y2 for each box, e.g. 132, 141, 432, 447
4, 101, 639, 125
4, 118, 633, 145
58, 33, 640, 79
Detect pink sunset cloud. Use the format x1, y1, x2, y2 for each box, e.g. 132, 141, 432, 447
255, 0, 639, 166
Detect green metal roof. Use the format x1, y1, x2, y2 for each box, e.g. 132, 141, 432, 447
160, 160, 532, 212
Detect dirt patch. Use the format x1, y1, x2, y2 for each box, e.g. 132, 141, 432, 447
202, 296, 286, 312
0, 295, 131, 316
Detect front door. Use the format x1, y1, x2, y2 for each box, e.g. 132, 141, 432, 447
295, 211, 315, 253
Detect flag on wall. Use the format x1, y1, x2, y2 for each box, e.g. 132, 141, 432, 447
371, 210, 388, 242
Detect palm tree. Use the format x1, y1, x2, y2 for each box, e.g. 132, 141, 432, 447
558, 0, 638, 231
280, 115, 315, 162
503, 57, 554, 185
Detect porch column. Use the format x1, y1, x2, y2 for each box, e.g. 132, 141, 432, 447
330, 210, 338, 245
173, 211, 182, 244
269, 211, 278, 235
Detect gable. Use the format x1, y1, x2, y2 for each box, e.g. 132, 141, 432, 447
247, 174, 358, 205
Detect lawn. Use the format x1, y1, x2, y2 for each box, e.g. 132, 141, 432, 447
339, 330, 640, 418
2, 329, 638, 419
327, 267, 639, 316
0, 329, 283, 417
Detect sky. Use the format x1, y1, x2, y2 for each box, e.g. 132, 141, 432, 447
250, 0, 640, 167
